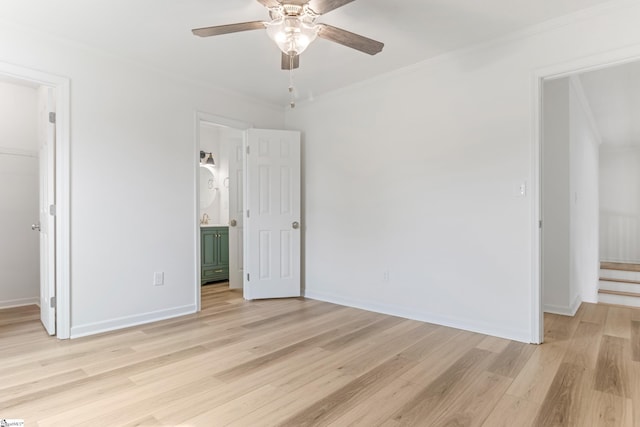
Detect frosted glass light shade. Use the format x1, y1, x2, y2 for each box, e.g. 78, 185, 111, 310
266, 17, 319, 55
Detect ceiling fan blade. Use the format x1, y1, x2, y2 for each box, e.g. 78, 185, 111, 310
192, 21, 265, 37
281, 52, 300, 70
309, 0, 354, 15
256, 0, 281, 7
317, 24, 384, 55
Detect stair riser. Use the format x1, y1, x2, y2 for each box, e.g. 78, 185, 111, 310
599, 269, 640, 282
599, 280, 640, 294
598, 293, 640, 308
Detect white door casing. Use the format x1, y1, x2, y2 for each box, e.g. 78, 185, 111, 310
228, 136, 244, 290
244, 129, 301, 300
38, 86, 56, 335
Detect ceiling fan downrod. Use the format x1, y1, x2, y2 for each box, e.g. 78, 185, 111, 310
289, 55, 296, 109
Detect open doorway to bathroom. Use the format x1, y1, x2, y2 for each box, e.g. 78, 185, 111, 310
196, 113, 248, 308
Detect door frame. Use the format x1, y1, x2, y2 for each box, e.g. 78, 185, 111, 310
194, 111, 251, 311
0, 62, 71, 339
531, 46, 640, 344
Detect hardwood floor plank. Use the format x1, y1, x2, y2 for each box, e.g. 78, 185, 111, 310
594, 335, 630, 397
399, 330, 485, 386
390, 348, 494, 426
533, 362, 586, 426
604, 306, 632, 339
577, 390, 633, 427
329, 377, 423, 426
476, 335, 511, 353
580, 303, 609, 325
320, 315, 405, 351
430, 371, 512, 427
631, 320, 640, 362
562, 320, 604, 369
507, 341, 567, 404
276, 353, 420, 426
487, 341, 536, 379
482, 394, 540, 427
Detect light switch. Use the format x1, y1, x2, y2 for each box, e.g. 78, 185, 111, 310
154, 272, 164, 286
514, 181, 527, 197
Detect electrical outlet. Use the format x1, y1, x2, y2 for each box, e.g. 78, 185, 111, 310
154, 272, 164, 286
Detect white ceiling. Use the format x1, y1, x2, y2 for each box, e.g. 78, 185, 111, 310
579, 60, 640, 146
0, 0, 615, 107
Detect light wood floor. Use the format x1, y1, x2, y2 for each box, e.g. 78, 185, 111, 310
1, 284, 639, 426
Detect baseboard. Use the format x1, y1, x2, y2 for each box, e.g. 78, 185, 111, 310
544, 295, 582, 316
304, 290, 532, 343
0, 297, 39, 309
70, 304, 197, 339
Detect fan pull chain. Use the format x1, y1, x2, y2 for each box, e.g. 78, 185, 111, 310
288, 55, 296, 109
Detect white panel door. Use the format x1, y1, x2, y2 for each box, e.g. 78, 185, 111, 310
245, 129, 301, 299
228, 136, 244, 290
38, 87, 56, 335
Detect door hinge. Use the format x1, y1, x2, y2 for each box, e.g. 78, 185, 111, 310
49, 204, 56, 216
247, 273, 250, 282
49, 112, 56, 124
50, 296, 56, 308
539, 220, 542, 229
246, 146, 250, 155
246, 209, 250, 218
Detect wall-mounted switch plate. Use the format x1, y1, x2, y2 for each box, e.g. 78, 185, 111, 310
154, 272, 164, 286
514, 181, 527, 197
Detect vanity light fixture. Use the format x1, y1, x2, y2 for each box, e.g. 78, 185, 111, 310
199, 150, 215, 166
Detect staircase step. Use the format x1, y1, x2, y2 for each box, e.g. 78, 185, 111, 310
599, 268, 640, 282
598, 289, 640, 298
599, 277, 640, 285
600, 262, 640, 272
598, 290, 640, 308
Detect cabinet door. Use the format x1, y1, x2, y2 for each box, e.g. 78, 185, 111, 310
201, 229, 217, 267
217, 228, 229, 267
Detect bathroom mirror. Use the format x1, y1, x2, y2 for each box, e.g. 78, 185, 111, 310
200, 165, 216, 208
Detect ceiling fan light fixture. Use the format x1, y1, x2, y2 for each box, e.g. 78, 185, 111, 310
266, 16, 319, 56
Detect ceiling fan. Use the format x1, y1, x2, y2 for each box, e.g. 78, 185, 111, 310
192, 0, 384, 71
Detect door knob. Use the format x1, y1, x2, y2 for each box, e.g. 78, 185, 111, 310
31, 223, 41, 231
229, 219, 237, 227
292, 221, 300, 230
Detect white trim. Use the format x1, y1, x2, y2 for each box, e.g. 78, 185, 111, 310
0, 61, 71, 339
0, 297, 39, 309
531, 72, 543, 344
544, 295, 582, 316
194, 112, 252, 311
304, 290, 532, 344
70, 304, 197, 339
532, 44, 640, 345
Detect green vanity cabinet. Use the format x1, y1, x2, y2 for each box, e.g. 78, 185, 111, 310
201, 226, 229, 284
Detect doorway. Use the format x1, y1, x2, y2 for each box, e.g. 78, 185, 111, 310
534, 52, 640, 344
195, 113, 249, 310
0, 78, 40, 311
0, 62, 70, 338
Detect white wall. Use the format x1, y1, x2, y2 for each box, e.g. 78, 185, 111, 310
0, 22, 284, 336
569, 78, 600, 305
542, 78, 571, 314
0, 81, 39, 308
600, 146, 640, 263
286, 2, 640, 342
